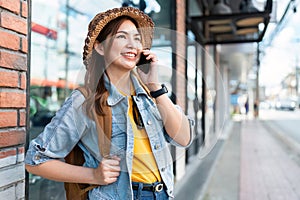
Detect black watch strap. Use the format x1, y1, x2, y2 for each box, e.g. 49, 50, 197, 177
150, 84, 168, 98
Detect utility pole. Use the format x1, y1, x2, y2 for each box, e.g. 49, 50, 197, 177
254, 42, 260, 118
295, 38, 300, 98
64, 0, 70, 99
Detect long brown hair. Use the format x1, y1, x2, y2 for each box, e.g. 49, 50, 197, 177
84, 16, 141, 117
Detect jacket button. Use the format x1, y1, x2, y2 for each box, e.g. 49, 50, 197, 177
34, 155, 41, 160
154, 144, 160, 149
161, 167, 165, 172
147, 120, 152, 125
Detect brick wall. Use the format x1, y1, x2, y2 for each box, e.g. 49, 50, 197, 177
175, 0, 186, 109
0, 0, 28, 199
174, 0, 187, 182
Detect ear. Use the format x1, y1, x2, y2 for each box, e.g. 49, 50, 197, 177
94, 41, 104, 56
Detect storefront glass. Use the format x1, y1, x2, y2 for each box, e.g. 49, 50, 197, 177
28, 1, 173, 199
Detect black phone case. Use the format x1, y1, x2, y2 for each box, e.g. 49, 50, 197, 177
137, 54, 151, 73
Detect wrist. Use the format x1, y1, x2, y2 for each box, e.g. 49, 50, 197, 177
146, 82, 161, 91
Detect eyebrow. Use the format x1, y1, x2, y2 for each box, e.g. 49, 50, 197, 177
116, 30, 141, 37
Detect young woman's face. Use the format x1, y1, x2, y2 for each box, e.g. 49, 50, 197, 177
101, 19, 143, 71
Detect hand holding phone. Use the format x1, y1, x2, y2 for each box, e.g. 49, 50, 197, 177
137, 52, 152, 73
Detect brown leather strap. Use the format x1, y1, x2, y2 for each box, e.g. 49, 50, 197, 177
64, 87, 112, 200
76, 87, 112, 157
93, 90, 112, 157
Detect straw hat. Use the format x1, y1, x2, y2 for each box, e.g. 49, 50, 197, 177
83, 7, 155, 66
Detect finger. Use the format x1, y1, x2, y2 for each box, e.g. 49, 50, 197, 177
109, 171, 120, 178
102, 162, 120, 171
106, 177, 118, 184
141, 50, 151, 58
102, 172, 120, 184
103, 156, 120, 164
105, 159, 120, 166
109, 155, 121, 161
142, 49, 150, 54
149, 55, 158, 62
106, 165, 121, 172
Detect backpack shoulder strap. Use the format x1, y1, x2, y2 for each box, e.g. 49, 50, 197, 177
75, 86, 112, 156
76, 86, 88, 98
93, 90, 112, 157
64, 86, 112, 199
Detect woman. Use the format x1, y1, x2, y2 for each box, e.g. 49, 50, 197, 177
25, 7, 193, 200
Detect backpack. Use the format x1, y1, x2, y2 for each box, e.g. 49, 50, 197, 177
64, 87, 112, 200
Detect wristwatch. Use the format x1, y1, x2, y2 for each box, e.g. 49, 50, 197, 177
150, 84, 168, 98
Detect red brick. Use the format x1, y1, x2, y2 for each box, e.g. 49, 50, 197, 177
0, 130, 26, 148
19, 72, 26, 89
175, 0, 186, 110
0, 51, 27, 71
0, 92, 26, 108
21, 37, 28, 53
0, 30, 20, 50
0, 0, 20, 15
21, 1, 28, 18
0, 71, 19, 87
18, 146, 24, 154
0, 148, 17, 159
1, 11, 27, 35
19, 109, 26, 126
0, 111, 17, 127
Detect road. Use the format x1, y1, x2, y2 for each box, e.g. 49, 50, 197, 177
259, 108, 300, 166
260, 109, 300, 144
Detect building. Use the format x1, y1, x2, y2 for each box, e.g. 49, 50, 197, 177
0, 0, 29, 199
0, 0, 278, 199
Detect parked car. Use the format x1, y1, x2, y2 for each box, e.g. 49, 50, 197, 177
275, 98, 296, 111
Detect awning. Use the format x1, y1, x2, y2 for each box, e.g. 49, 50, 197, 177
188, 0, 273, 45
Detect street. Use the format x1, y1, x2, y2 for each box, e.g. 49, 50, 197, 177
175, 108, 300, 200
260, 108, 300, 167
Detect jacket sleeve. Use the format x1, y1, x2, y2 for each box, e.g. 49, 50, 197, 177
25, 90, 89, 166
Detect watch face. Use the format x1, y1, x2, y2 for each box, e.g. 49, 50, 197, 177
162, 84, 168, 93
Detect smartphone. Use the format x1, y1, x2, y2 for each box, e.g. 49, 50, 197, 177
137, 53, 151, 73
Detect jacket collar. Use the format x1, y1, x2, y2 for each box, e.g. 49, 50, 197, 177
104, 71, 150, 106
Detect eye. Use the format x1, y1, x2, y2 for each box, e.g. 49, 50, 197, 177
116, 34, 126, 39
134, 36, 141, 42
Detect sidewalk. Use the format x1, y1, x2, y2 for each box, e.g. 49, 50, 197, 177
174, 118, 300, 200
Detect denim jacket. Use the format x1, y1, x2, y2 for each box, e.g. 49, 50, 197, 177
25, 73, 194, 200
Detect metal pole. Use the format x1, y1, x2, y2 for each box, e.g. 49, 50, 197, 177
255, 42, 260, 118
64, 0, 70, 99
25, 1, 32, 199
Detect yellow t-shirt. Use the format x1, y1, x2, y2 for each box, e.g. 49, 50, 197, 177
127, 96, 162, 183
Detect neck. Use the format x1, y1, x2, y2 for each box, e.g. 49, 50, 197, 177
106, 68, 132, 95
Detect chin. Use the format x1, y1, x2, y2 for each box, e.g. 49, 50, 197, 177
123, 62, 136, 70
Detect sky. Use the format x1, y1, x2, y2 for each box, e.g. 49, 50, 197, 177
260, 1, 300, 89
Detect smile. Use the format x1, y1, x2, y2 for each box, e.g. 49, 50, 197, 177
122, 52, 136, 58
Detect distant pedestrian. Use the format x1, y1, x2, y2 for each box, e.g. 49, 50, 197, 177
245, 98, 249, 115
254, 100, 259, 118
25, 6, 194, 200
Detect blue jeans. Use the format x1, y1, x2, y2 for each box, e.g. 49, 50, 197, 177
132, 182, 169, 200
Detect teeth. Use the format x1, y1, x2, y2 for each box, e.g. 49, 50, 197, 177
123, 53, 135, 57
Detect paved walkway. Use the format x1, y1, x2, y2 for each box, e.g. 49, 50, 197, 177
174, 119, 300, 200
239, 120, 300, 200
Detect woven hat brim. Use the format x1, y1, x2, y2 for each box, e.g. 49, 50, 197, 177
83, 7, 154, 65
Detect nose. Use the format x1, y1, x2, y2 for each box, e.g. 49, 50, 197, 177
126, 38, 135, 48
126, 36, 141, 49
